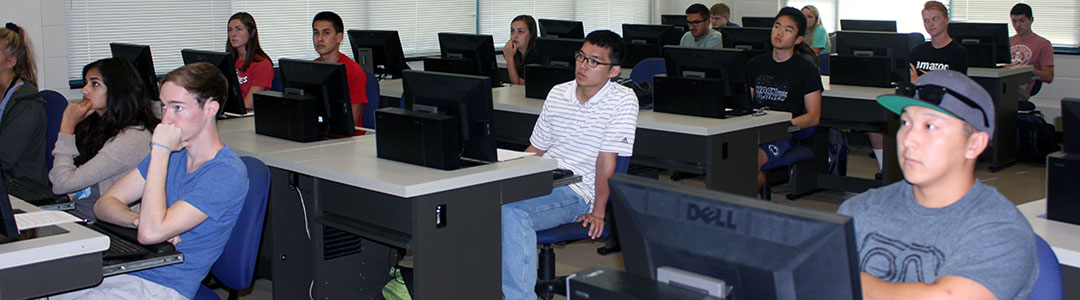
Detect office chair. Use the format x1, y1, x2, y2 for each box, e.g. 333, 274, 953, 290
269, 67, 282, 92
1032, 234, 1063, 300
628, 57, 665, 88
534, 156, 630, 300
361, 68, 380, 129
818, 52, 831, 75
40, 90, 68, 172
193, 156, 270, 300
1031, 80, 1043, 97
761, 126, 828, 200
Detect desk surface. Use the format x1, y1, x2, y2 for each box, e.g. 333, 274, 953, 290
820, 75, 895, 101
1018, 199, 1080, 268
968, 65, 1034, 78
218, 118, 558, 198
0, 197, 108, 270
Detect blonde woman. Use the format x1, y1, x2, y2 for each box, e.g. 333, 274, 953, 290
801, 5, 828, 54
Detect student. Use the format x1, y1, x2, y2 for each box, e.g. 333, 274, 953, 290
227, 12, 273, 110
751, 7, 822, 192
710, 3, 739, 30
49, 58, 160, 221
312, 11, 368, 127
801, 5, 829, 55
839, 70, 1037, 300
0, 23, 46, 186
1009, 3, 1054, 95
680, 3, 723, 48
503, 15, 541, 85
49, 63, 250, 300
909, 1, 967, 80
501, 30, 638, 300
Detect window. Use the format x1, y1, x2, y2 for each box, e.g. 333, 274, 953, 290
479, 0, 650, 47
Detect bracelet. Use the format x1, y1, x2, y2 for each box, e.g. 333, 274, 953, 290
150, 142, 172, 152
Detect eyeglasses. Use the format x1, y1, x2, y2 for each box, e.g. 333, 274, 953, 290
574, 51, 613, 68
687, 19, 707, 26
895, 82, 989, 127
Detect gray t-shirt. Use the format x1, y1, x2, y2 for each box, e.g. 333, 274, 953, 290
837, 180, 1037, 300
679, 30, 723, 49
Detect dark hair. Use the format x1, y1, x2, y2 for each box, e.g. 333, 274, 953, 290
0, 23, 36, 86
512, 15, 538, 72
74, 58, 161, 165
584, 30, 625, 66
227, 12, 271, 72
162, 62, 228, 110
686, 3, 711, 19
312, 11, 344, 33
1011, 3, 1033, 19
775, 7, 808, 38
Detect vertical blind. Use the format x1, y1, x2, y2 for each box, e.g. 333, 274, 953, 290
478, 0, 650, 47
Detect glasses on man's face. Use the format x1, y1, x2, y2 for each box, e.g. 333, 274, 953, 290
574, 51, 612, 68
687, 19, 706, 27
895, 82, 989, 127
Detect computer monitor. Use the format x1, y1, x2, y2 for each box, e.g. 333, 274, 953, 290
662, 45, 752, 112
277, 58, 355, 139
110, 43, 159, 101
180, 49, 246, 116
610, 174, 862, 300
835, 31, 914, 83
347, 30, 408, 79
721, 27, 771, 58
428, 32, 501, 87
0, 173, 18, 238
741, 17, 775, 28
621, 24, 681, 67
537, 37, 585, 68
948, 22, 1011, 67
402, 70, 497, 164
840, 19, 898, 32
538, 19, 585, 39
661, 14, 689, 33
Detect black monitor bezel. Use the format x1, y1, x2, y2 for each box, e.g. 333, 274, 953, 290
278, 58, 356, 139
536, 37, 585, 68
180, 49, 246, 116
835, 31, 915, 83
538, 19, 585, 39
436, 32, 501, 87
840, 19, 898, 32
741, 16, 775, 28
110, 43, 159, 101
401, 70, 497, 163
947, 22, 1011, 66
347, 29, 409, 79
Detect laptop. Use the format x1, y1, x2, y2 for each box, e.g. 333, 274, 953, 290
4, 177, 74, 211
83, 221, 185, 276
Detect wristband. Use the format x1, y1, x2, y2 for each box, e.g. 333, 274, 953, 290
150, 142, 172, 152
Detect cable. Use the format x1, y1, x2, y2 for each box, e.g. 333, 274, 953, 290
295, 186, 311, 240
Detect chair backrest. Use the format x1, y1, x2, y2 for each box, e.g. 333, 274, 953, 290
269, 67, 282, 92
629, 57, 666, 88
1032, 234, 1063, 300
208, 156, 270, 290
908, 32, 927, 50
1031, 80, 1043, 97
361, 68, 380, 129
40, 90, 68, 172
615, 156, 631, 174
818, 52, 830, 75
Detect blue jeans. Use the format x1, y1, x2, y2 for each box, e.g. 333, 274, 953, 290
502, 186, 589, 300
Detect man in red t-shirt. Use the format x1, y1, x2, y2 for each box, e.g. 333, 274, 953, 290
1008, 3, 1054, 95
312, 11, 368, 126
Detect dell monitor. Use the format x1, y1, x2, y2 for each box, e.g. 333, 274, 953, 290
621, 24, 681, 67
347, 30, 408, 79
661, 14, 689, 33
610, 174, 862, 300
277, 58, 356, 139
402, 70, 497, 164
835, 31, 914, 84
537, 37, 585, 68
181, 49, 246, 116
741, 16, 775, 28
948, 22, 1011, 68
662, 45, 752, 114
721, 27, 771, 58
426, 33, 501, 87
538, 19, 585, 39
110, 43, 159, 101
840, 19, 898, 32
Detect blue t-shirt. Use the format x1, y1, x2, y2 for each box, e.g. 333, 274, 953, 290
131, 145, 248, 299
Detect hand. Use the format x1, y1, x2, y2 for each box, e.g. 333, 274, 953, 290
909, 63, 919, 82
502, 38, 517, 59
152, 123, 184, 151
576, 213, 606, 239
59, 100, 94, 134
166, 235, 182, 246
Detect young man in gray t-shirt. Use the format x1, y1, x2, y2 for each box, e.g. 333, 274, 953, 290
838, 70, 1037, 300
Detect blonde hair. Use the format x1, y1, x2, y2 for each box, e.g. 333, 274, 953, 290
0, 24, 37, 86
802, 5, 822, 47
710, 3, 731, 18
923, 1, 949, 18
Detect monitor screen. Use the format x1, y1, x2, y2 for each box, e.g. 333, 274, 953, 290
432, 33, 501, 87
621, 24, 681, 67
660, 14, 689, 33
948, 22, 1011, 67
538, 19, 585, 39
840, 19, 898, 32
835, 31, 914, 83
110, 43, 159, 101
181, 49, 246, 116
741, 17, 775, 28
662, 45, 751, 110
278, 58, 356, 139
0, 172, 18, 238
610, 174, 862, 300
537, 37, 584, 68
721, 27, 771, 57
402, 70, 497, 163
347, 30, 408, 79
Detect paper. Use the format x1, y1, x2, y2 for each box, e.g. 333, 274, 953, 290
15, 211, 82, 231
497, 149, 535, 162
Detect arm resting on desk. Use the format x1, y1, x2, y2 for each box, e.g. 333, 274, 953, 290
1033, 66, 1054, 84
792, 90, 821, 129
525, 145, 547, 157
859, 273, 995, 300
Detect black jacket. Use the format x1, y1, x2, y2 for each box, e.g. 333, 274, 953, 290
0, 81, 47, 184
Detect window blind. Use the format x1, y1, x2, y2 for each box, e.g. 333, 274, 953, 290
951, 0, 1078, 47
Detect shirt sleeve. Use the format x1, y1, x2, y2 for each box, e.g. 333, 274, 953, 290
249, 58, 274, 89
1038, 39, 1055, 68
599, 93, 639, 156
803, 61, 824, 94
176, 161, 247, 221
938, 218, 1037, 300
705, 33, 724, 49
49, 129, 151, 194
347, 63, 368, 105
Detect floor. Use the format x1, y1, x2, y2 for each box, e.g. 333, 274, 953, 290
217, 146, 1050, 299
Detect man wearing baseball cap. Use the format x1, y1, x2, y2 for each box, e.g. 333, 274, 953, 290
838, 70, 1037, 300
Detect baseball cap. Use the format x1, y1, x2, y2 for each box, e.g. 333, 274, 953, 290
876, 70, 995, 136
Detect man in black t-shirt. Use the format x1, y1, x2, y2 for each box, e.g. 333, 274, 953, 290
749, 7, 823, 193
909, 1, 968, 80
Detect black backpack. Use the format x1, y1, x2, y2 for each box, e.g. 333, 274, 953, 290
1016, 110, 1059, 163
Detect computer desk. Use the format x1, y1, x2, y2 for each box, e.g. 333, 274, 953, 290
216, 118, 558, 299
1018, 199, 1080, 268
378, 80, 792, 198
819, 76, 904, 193
0, 196, 109, 299
968, 65, 1033, 172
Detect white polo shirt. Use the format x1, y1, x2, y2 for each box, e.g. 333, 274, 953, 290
530, 80, 639, 210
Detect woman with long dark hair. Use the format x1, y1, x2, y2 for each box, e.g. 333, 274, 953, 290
226, 12, 273, 109
49, 58, 160, 221
502, 15, 541, 85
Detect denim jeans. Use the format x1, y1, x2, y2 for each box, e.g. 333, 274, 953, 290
501, 186, 589, 300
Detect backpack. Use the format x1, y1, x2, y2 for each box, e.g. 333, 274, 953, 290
1016, 110, 1059, 163
827, 129, 849, 176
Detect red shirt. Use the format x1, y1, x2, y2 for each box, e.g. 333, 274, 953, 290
235, 54, 274, 101
315, 52, 368, 124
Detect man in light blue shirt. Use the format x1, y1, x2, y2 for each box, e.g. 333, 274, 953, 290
679, 3, 723, 48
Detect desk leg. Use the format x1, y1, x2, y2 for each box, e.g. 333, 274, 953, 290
704, 128, 761, 197
973, 75, 1023, 172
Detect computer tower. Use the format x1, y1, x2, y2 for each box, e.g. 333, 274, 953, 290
253, 91, 322, 142
653, 75, 728, 119
830, 55, 894, 88
374, 107, 462, 170
1047, 151, 1080, 225
524, 65, 575, 99
567, 266, 720, 300
1063, 98, 1079, 154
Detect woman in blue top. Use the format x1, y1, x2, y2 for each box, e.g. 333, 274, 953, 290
802, 5, 829, 55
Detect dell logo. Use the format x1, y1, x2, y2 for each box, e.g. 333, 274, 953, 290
687, 202, 737, 229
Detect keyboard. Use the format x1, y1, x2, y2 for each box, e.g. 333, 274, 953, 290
104, 232, 149, 260
5, 177, 69, 205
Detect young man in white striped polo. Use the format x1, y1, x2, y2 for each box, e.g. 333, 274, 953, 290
501, 30, 639, 300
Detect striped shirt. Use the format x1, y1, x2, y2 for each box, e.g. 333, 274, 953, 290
530, 80, 639, 210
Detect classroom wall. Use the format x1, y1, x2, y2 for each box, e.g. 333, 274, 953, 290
0, 0, 69, 92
